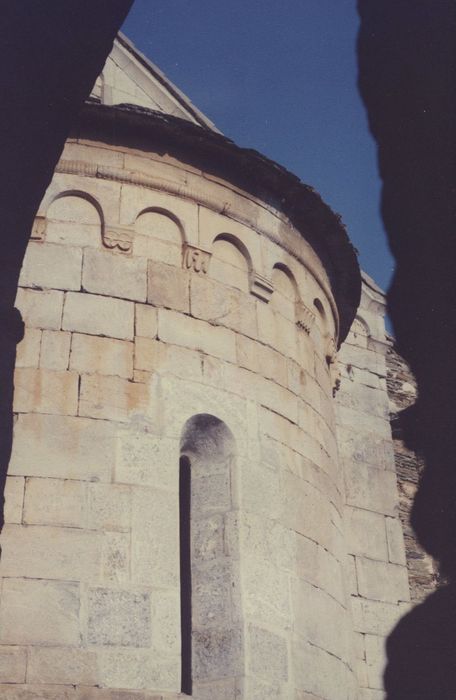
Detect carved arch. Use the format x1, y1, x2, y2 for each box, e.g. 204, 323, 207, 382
135, 206, 186, 243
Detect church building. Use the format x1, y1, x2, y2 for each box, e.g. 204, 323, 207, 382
0, 34, 425, 700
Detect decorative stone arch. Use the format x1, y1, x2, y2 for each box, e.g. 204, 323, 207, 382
135, 206, 185, 264
38, 189, 104, 245
179, 413, 244, 698
209, 232, 252, 294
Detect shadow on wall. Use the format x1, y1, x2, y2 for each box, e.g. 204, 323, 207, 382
0, 2, 133, 532
357, 1, 456, 697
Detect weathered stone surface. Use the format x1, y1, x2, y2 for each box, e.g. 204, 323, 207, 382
3, 476, 24, 524
191, 274, 257, 338
70, 333, 133, 378
13, 368, 78, 415
356, 556, 410, 603
236, 333, 287, 386
8, 413, 115, 482
23, 477, 86, 528
88, 588, 151, 647
15, 327, 41, 368
27, 647, 98, 685
249, 625, 288, 682
0, 686, 76, 700
0, 524, 101, 581
134, 337, 202, 381
147, 260, 190, 312
79, 374, 149, 422
115, 431, 178, 490
345, 507, 388, 561
193, 627, 243, 681
0, 645, 27, 683
385, 516, 407, 565
0, 578, 80, 645
100, 531, 130, 584
97, 648, 179, 691
131, 487, 179, 587
88, 482, 131, 531
15, 287, 64, 330
40, 330, 71, 370
364, 634, 386, 690
344, 462, 399, 516
158, 308, 236, 363
351, 597, 409, 637
135, 303, 158, 338
63, 292, 134, 340
83, 249, 147, 302
19, 241, 83, 291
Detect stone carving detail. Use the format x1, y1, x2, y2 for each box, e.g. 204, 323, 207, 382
102, 226, 133, 254
31, 215, 46, 241
296, 301, 316, 333
250, 272, 273, 302
182, 245, 211, 274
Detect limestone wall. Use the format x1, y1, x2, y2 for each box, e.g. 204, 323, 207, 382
0, 138, 358, 699
335, 275, 411, 700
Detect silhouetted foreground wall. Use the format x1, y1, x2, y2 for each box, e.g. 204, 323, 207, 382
358, 1, 456, 697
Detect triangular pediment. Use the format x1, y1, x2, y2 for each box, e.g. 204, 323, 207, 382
90, 32, 219, 132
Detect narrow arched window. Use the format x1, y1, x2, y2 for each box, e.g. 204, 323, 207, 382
179, 414, 243, 697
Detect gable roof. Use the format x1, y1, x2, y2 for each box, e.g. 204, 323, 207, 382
90, 32, 219, 132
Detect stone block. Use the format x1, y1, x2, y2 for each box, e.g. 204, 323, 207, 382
345, 507, 389, 561
27, 647, 98, 685
150, 589, 180, 656
19, 241, 82, 291
0, 645, 26, 683
364, 634, 386, 690
359, 690, 384, 700
292, 577, 350, 660
193, 514, 225, 562
249, 625, 288, 682
15, 327, 41, 368
191, 274, 257, 338
0, 578, 80, 645
70, 333, 133, 379
337, 404, 391, 439
23, 477, 86, 528
147, 260, 190, 312
295, 533, 344, 605
40, 330, 71, 370
344, 462, 399, 516
352, 598, 408, 637
158, 308, 236, 363
192, 558, 233, 629
15, 287, 64, 330
134, 337, 203, 381
88, 588, 151, 647
88, 482, 131, 531
3, 476, 24, 524
135, 303, 158, 338
8, 413, 115, 482
193, 628, 242, 681
115, 430, 178, 491
131, 487, 179, 587
97, 647, 179, 691
244, 555, 290, 629
337, 425, 393, 470
100, 531, 130, 584
386, 516, 407, 565
79, 374, 149, 422
63, 292, 134, 340
13, 367, 78, 416
82, 249, 147, 302
356, 557, 410, 603
236, 333, 287, 386
0, 524, 101, 581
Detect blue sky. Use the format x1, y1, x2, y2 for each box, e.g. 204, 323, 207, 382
122, 0, 394, 291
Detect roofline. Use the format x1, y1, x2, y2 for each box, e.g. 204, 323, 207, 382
116, 32, 221, 133
72, 103, 361, 345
